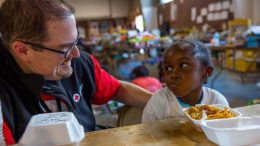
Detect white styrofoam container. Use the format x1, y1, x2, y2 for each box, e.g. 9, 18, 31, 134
200, 116, 260, 146
19, 112, 85, 146
183, 104, 241, 132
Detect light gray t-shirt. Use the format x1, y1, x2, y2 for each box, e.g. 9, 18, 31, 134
142, 87, 229, 123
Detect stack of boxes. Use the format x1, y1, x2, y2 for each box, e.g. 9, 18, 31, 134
246, 35, 260, 48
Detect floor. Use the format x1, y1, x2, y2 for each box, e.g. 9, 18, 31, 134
206, 67, 260, 108
93, 104, 118, 127
94, 67, 260, 127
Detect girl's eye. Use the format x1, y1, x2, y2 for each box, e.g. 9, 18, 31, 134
165, 66, 173, 71
180, 63, 188, 68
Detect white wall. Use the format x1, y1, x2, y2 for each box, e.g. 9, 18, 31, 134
111, 0, 129, 18
65, 0, 129, 19
142, 7, 158, 30
0, 0, 129, 19
232, 0, 260, 25
140, 0, 159, 30
0, 0, 258, 25
252, 0, 260, 25
65, 0, 110, 19
233, 0, 253, 20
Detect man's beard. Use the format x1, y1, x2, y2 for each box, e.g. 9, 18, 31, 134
45, 66, 73, 80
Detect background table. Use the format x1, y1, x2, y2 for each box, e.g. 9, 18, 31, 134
209, 46, 260, 87
80, 117, 216, 146
234, 104, 260, 117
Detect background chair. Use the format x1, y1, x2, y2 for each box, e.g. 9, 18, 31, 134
240, 52, 260, 84
117, 105, 144, 127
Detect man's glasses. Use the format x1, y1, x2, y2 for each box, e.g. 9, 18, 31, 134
21, 33, 80, 58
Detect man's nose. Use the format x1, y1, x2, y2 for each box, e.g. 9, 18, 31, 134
71, 45, 80, 58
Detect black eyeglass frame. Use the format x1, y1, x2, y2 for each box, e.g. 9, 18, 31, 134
21, 33, 80, 58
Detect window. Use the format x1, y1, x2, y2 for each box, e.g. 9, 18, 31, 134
135, 15, 144, 32
160, 0, 174, 4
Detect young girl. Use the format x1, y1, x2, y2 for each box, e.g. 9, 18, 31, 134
142, 39, 229, 123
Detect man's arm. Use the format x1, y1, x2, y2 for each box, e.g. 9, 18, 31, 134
113, 81, 153, 108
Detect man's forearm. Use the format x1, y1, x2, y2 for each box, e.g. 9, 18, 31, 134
113, 81, 153, 108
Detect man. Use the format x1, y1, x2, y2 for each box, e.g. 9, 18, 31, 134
0, 0, 152, 144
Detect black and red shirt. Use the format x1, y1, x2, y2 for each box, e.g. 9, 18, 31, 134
0, 47, 120, 145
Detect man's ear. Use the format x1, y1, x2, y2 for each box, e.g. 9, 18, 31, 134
12, 41, 30, 61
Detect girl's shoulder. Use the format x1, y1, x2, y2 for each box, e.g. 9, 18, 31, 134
152, 87, 177, 102
202, 87, 225, 97
154, 87, 174, 96
202, 87, 229, 106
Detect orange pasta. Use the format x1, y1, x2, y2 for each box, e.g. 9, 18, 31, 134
184, 104, 236, 120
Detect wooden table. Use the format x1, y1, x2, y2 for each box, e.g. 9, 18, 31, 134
234, 104, 260, 117
80, 118, 216, 146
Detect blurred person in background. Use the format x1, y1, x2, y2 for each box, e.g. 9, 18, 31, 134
130, 65, 162, 93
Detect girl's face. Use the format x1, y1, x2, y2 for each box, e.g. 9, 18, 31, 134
163, 48, 210, 99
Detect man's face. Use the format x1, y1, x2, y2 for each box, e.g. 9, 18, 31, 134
163, 49, 206, 98
25, 15, 80, 80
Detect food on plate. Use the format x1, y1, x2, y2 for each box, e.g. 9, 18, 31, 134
184, 104, 237, 120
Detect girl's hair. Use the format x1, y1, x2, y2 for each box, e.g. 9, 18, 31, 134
164, 39, 213, 67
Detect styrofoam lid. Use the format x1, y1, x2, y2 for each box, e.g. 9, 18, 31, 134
201, 117, 260, 145
19, 112, 85, 146
201, 116, 260, 130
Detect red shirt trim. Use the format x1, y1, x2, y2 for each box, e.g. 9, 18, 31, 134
89, 55, 120, 105
41, 93, 56, 101
3, 119, 15, 145
41, 93, 66, 104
